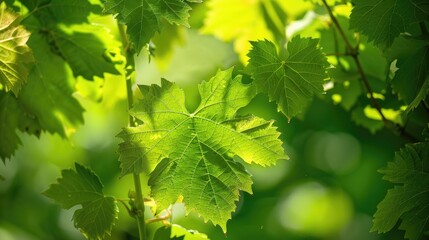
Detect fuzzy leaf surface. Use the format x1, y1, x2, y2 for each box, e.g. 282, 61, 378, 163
44, 163, 118, 240
372, 143, 429, 240
247, 36, 328, 119
0, 3, 34, 96
349, 0, 429, 48
103, 0, 198, 53
118, 68, 286, 231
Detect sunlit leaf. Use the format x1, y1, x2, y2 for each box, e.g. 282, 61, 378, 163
247, 36, 329, 119
0, 3, 34, 96
372, 142, 429, 240
171, 224, 209, 240
118, 68, 286, 231
44, 163, 118, 240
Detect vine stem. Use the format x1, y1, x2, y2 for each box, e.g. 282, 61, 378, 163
117, 22, 147, 240
321, 0, 418, 142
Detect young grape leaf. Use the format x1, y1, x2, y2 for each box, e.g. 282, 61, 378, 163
0, 3, 34, 96
103, 0, 199, 53
44, 163, 118, 240
349, 0, 429, 48
372, 142, 429, 240
247, 36, 329, 119
118, 68, 287, 231
392, 45, 429, 112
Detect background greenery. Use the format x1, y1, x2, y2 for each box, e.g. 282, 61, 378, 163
0, 0, 425, 239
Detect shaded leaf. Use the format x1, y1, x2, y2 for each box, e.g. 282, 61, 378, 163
118, 68, 286, 231
44, 163, 118, 240
22, 0, 100, 24
372, 143, 429, 240
349, 0, 429, 48
19, 32, 84, 137
392, 45, 429, 112
247, 36, 328, 119
50, 24, 120, 79
0, 92, 21, 160
351, 105, 384, 134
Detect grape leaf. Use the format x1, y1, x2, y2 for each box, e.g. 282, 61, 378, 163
118, 68, 287, 231
0, 3, 34, 96
49, 24, 120, 79
372, 142, 429, 240
349, 0, 429, 48
103, 0, 199, 53
44, 163, 118, 240
18, 32, 84, 137
392, 45, 429, 112
247, 36, 328, 119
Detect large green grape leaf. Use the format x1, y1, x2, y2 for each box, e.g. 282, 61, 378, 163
372, 142, 429, 240
392, 45, 429, 112
118, 68, 287, 231
247, 36, 329, 119
18, 32, 84, 137
349, 0, 429, 48
103, 0, 199, 53
0, 3, 34, 96
44, 163, 118, 240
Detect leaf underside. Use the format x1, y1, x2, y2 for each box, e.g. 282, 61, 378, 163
118, 68, 287, 231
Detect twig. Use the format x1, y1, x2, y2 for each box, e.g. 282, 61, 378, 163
321, 0, 419, 142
